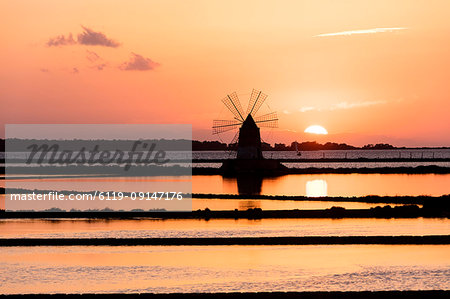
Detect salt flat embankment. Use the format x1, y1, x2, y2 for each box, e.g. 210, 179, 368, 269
0, 291, 449, 298
0, 235, 449, 246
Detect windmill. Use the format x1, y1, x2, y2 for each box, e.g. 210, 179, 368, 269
213, 89, 278, 159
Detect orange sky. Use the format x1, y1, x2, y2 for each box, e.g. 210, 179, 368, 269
1, 0, 450, 146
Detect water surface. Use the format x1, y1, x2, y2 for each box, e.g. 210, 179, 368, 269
3, 173, 450, 197
195, 174, 450, 196
0, 218, 448, 239
0, 245, 448, 294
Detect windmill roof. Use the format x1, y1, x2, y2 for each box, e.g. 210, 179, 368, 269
241, 114, 258, 130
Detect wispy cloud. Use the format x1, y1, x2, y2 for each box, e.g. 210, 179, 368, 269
120, 53, 160, 71
299, 106, 315, 113
95, 63, 107, 71
46, 28, 159, 73
86, 50, 100, 62
329, 100, 387, 110
86, 50, 108, 71
314, 27, 407, 37
46, 33, 76, 46
299, 100, 387, 112
47, 26, 120, 47
77, 26, 120, 47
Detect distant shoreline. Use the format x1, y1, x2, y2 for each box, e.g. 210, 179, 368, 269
1, 138, 450, 152
1, 203, 448, 219
1, 165, 450, 176
2, 187, 449, 204
1, 235, 449, 246
0, 291, 448, 298
193, 165, 450, 175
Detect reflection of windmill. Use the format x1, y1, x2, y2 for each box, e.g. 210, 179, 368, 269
213, 89, 278, 159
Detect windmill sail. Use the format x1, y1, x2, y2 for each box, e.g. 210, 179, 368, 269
213, 89, 277, 139
229, 130, 239, 146
246, 89, 268, 117
212, 120, 242, 134
254, 112, 278, 128
222, 92, 245, 121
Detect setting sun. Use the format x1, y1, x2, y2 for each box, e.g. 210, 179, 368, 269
304, 125, 328, 135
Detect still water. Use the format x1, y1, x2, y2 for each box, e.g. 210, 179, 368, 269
0, 195, 408, 212
1, 150, 448, 294
194, 174, 450, 196
0, 218, 448, 239
194, 149, 450, 160
3, 173, 450, 197
2, 173, 448, 210
0, 245, 448, 294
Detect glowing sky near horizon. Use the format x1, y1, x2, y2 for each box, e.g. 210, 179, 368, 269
1, 0, 450, 146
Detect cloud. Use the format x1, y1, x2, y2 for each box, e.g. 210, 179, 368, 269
120, 53, 160, 71
299, 100, 387, 112
314, 27, 407, 37
39, 68, 50, 73
46, 27, 120, 47
329, 100, 387, 110
77, 26, 120, 47
46, 33, 76, 46
45, 29, 160, 73
86, 50, 100, 62
299, 106, 315, 113
95, 63, 107, 71
85, 50, 108, 71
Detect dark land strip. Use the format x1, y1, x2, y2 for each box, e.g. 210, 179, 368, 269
1, 205, 449, 219
2, 292, 450, 298
192, 194, 450, 205
193, 157, 450, 163
1, 291, 450, 298
1, 292, 449, 298
3, 157, 450, 164
2, 165, 450, 176
1, 235, 449, 246
193, 165, 450, 175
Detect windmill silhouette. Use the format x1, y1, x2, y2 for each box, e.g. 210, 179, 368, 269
213, 89, 286, 176
213, 89, 278, 159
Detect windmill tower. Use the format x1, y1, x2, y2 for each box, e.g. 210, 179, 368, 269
213, 89, 278, 159
213, 89, 285, 175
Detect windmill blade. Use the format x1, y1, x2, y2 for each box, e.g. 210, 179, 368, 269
212, 119, 242, 134
256, 118, 278, 128
222, 92, 245, 121
246, 89, 268, 117
254, 112, 278, 122
226, 130, 239, 157
254, 112, 278, 128
230, 130, 239, 145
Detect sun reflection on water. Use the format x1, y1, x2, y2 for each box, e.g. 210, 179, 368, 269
306, 179, 328, 197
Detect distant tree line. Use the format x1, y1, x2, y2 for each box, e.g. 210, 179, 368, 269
192, 140, 449, 151
0, 139, 448, 152
362, 143, 395, 149
193, 140, 397, 151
